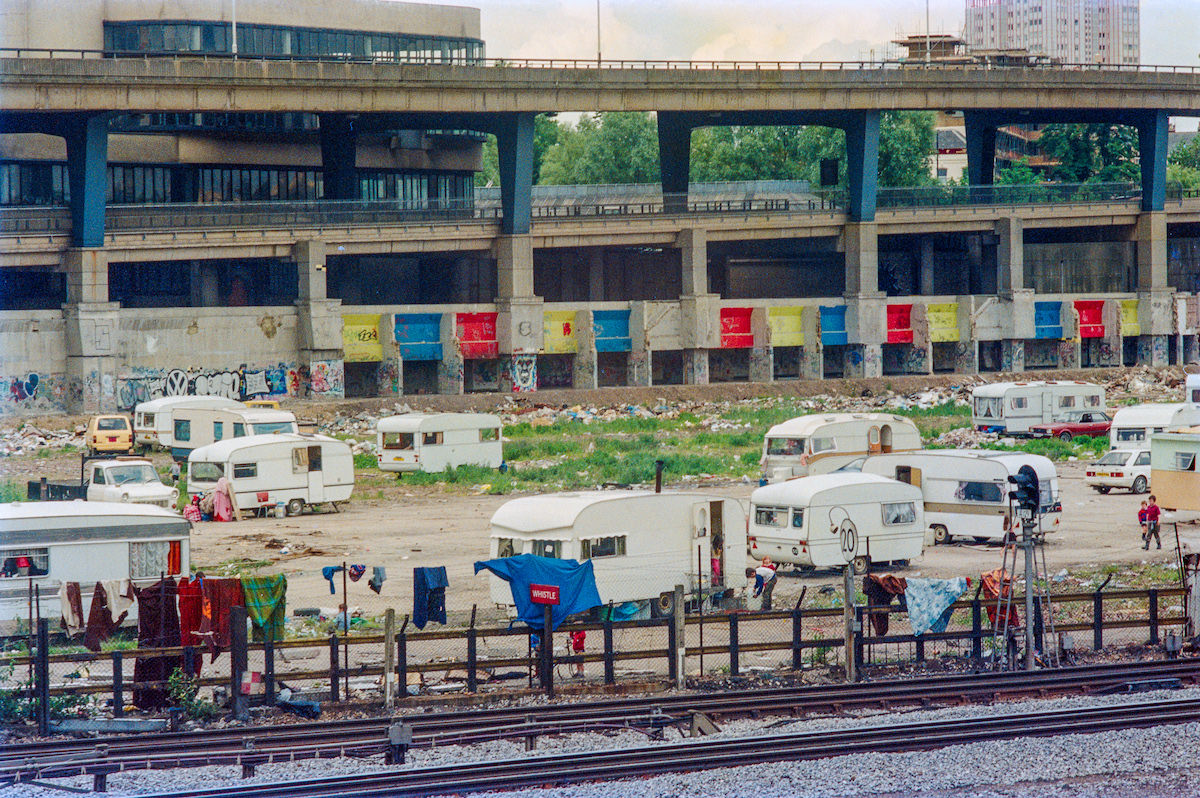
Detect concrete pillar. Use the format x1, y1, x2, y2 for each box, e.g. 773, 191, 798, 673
493, 112, 536, 236
964, 111, 998, 186
378, 314, 401, 396
1098, 300, 1123, 367
318, 114, 358, 200
587, 250, 606, 302
683, 349, 710, 385
62, 250, 120, 412
60, 113, 109, 249
918, 237, 936, 295
748, 308, 773, 384
495, 235, 535, 300
909, 304, 933, 375
294, 239, 328, 302
1136, 211, 1173, 365
657, 112, 693, 213
679, 293, 717, 385
64, 248, 110, 306
678, 227, 708, 296
1001, 339, 1025, 373
627, 302, 652, 387
800, 305, 823, 380
843, 344, 882, 378
843, 222, 879, 297
843, 111, 880, 223
437, 313, 464, 394
995, 217, 1024, 297
573, 310, 598, 390
1136, 212, 1168, 294
499, 354, 538, 393
954, 295, 979, 374
1136, 109, 1169, 213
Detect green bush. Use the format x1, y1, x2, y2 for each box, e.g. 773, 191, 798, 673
0, 481, 25, 503
352, 452, 377, 470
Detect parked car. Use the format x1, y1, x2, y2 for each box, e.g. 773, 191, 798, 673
1028, 411, 1111, 442
27, 456, 178, 509
1086, 448, 1151, 495
86, 414, 133, 455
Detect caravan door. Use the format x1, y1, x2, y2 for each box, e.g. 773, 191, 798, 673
1041, 392, 1054, 424
294, 445, 326, 502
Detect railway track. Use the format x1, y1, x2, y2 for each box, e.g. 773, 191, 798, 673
4, 657, 1197, 787
130, 695, 1200, 798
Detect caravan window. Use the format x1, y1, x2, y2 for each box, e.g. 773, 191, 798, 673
190, 462, 223, 482
1059, 395, 1076, 408
531, 540, 562, 559
811, 437, 835, 453
1039, 482, 1057, 510
754, 506, 787, 527
1, 548, 49, 578
791, 509, 805, 528
253, 422, 293, 435
234, 423, 246, 437
1115, 428, 1146, 443
233, 463, 257, 479
975, 397, 1002, 418
174, 419, 191, 442
1084, 394, 1102, 407
383, 433, 414, 450
955, 481, 1004, 503
581, 536, 627, 559
1011, 397, 1028, 409
213, 421, 224, 440
141, 412, 154, 426
496, 538, 517, 558
882, 502, 917, 525
766, 437, 805, 456
130, 541, 172, 579
1175, 452, 1197, 471
292, 446, 322, 473
422, 431, 443, 445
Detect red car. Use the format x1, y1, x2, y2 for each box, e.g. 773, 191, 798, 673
1028, 411, 1111, 442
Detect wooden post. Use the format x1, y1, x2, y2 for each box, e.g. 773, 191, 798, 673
1092, 589, 1104, 651
603, 612, 615, 685
728, 613, 740, 677
111, 651, 124, 718
540, 604, 554, 698
329, 633, 341, 703
1148, 589, 1160, 645
35, 618, 49, 736
230, 605, 248, 721
397, 615, 409, 700
672, 584, 685, 688
791, 606, 804, 670
843, 566, 856, 682
382, 609, 396, 708
341, 561, 349, 698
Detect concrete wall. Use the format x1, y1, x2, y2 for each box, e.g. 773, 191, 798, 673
0, 310, 69, 414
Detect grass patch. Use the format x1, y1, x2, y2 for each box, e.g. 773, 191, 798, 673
0, 481, 26, 503
352, 452, 377, 469
980, 434, 1109, 461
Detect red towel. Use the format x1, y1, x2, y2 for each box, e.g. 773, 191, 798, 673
177, 576, 204, 676
197, 577, 244, 662
84, 582, 128, 652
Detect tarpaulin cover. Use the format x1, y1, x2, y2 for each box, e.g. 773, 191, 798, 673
1074, 300, 1104, 339
905, 576, 970, 636
719, 307, 754, 349
886, 304, 914, 344
474, 554, 602, 632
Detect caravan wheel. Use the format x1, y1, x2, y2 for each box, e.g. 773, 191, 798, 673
286, 498, 305, 517
851, 555, 870, 575
931, 525, 950, 545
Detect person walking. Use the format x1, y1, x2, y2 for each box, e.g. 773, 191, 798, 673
1143, 495, 1162, 550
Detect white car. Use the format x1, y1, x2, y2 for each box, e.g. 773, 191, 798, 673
1085, 449, 1151, 495
86, 458, 179, 509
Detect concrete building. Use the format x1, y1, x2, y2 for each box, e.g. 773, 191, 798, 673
0, 1, 1197, 415
965, 0, 1140, 66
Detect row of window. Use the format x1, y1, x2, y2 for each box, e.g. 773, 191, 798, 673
382, 428, 500, 450
754, 502, 916, 527
0, 161, 476, 207
103, 21, 484, 63
1, 542, 182, 581
494, 535, 628, 560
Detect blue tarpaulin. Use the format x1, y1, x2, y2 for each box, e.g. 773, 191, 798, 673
474, 554, 603, 632
905, 577, 970, 635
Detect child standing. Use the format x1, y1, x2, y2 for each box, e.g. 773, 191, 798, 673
1138, 500, 1149, 546
569, 630, 586, 678
1144, 495, 1162, 550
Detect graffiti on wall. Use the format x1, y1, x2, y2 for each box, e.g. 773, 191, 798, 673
117, 364, 294, 410
506, 355, 538, 393
309, 360, 345, 398
1, 373, 68, 415
536, 354, 573, 389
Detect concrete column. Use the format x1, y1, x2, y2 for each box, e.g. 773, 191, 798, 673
293, 239, 328, 302
437, 313, 464, 394
909, 304, 933, 375
843, 222, 879, 297
1136, 109, 1169, 213
918, 237, 936, 295
587, 249, 606, 302
495, 235, 535, 300
843, 344, 882, 378
678, 227, 708, 296
573, 310, 598, 390
64, 248, 110, 305
318, 114, 358, 200
1098, 300, 1123, 367
61, 249, 121, 412
954, 295, 979, 374
1136, 211, 1173, 364
843, 111, 880, 223
995, 217, 1024, 297
378, 314, 402, 396
748, 308, 773, 384
1136, 212, 1168, 294
800, 305, 824, 380
499, 354, 538, 393
1001, 339, 1025, 373
658, 112, 693, 214
493, 112, 536, 236
964, 111, 998, 186
683, 349, 710, 385
627, 302, 652, 387
60, 113, 109, 249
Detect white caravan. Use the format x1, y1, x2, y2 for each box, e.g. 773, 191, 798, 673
133, 396, 244, 448
0, 501, 190, 629
170, 407, 298, 459
748, 473, 925, 573
186, 433, 354, 516
860, 450, 1062, 545
377, 413, 503, 474
486, 491, 748, 614
760, 413, 922, 482
972, 381, 1106, 435
1109, 404, 1200, 450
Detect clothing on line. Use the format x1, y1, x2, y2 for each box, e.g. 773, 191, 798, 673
905, 577, 970, 636
59, 581, 85, 636
369, 566, 387, 594
241, 574, 288, 643
413, 566, 449, 630
321, 565, 344, 594
176, 576, 204, 676
197, 577, 244, 662
348, 564, 366, 582
473, 554, 602, 634
84, 582, 127, 652
133, 577, 181, 711
101, 579, 135, 624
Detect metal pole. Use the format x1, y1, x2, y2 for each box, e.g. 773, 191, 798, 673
342, 561, 349, 697
1024, 519, 1035, 670
596, 0, 601, 65
541, 604, 553, 698
672, 584, 685, 688
696, 545, 704, 676
231, 0, 238, 55
925, 0, 931, 64
843, 566, 856, 682
383, 609, 396, 708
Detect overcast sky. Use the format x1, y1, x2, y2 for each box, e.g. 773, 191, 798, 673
466, 0, 1199, 129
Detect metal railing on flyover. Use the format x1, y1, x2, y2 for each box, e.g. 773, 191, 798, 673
2, 183, 1196, 237
2, 48, 1200, 73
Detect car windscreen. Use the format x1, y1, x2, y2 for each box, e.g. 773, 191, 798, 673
1095, 451, 1130, 466
97, 417, 128, 431
108, 465, 160, 485
189, 462, 224, 482
253, 422, 295, 435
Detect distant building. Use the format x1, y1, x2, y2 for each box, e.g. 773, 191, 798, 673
964, 0, 1140, 66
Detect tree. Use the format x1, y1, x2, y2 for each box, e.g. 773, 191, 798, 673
1169, 135, 1200, 170
1037, 123, 1139, 183
877, 112, 936, 187
1167, 163, 1200, 191
538, 112, 661, 185
996, 157, 1040, 185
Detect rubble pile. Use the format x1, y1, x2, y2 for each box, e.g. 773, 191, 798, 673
0, 424, 84, 457
932, 427, 1000, 448
1104, 365, 1187, 403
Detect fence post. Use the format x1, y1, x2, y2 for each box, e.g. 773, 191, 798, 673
466, 628, 478, 693
1032, 596, 1044, 655
971, 599, 983, 661
852, 606, 864, 679
915, 633, 925, 663
728, 614, 740, 677
382, 609, 396, 708
111, 650, 124, 718
1092, 589, 1104, 651
329, 633, 341, 703
264, 637, 276, 706
35, 617, 50, 736
666, 614, 678, 685
603, 614, 615, 686
791, 607, 804, 670
672, 583, 685, 689
397, 617, 409, 701
1148, 588, 1160, 645
230, 605, 248, 721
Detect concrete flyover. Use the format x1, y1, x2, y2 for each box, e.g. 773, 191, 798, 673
1, 55, 1200, 114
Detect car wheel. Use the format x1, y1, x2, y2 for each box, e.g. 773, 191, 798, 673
931, 525, 950, 545
1095, 486, 1111, 494
851, 555, 871, 575
1058, 431, 1073, 442
1131, 476, 1148, 495
286, 498, 305, 517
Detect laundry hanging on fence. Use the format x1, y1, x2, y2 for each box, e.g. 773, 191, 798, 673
369, 566, 387, 594
413, 566, 449, 630
84, 582, 128, 652
348, 564, 366, 582
863, 574, 908, 636
133, 577, 181, 711
321, 565, 344, 594
905, 577, 970, 636
197, 577, 244, 662
58, 581, 84, 636
176, 576, 204, 676
981, 568, 1021, 629
101, 579, 135, 624
474, 554, 602, 633
241, 574, 288, 642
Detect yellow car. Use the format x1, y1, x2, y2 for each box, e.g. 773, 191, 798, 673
245, 399, 281, 410
86, 414, 133, 456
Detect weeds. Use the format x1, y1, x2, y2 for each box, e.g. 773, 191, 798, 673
0, 481, 25, 503
167, 668, 220, 721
